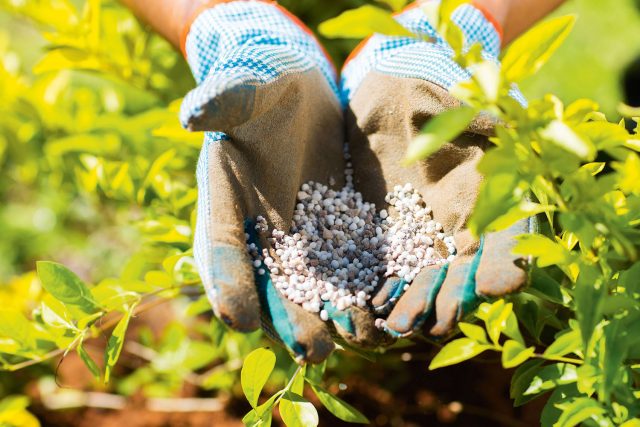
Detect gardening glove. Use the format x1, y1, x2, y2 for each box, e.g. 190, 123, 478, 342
184, 0, 386, 363
342, 1, 535, 338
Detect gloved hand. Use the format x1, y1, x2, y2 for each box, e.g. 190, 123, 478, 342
183, 0, 386, 363
342, 1, 535, 338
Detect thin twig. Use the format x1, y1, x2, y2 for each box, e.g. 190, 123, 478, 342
5, 288, 188, 371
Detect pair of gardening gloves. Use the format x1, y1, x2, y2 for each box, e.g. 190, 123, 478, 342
182, 0, 534, 363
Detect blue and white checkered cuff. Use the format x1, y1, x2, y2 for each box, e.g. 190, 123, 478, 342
183, 0, 338, 96
340, 1, 517, 104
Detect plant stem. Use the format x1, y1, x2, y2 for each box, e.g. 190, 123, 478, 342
533, 353, 583, 365
273, 364, 304, 406
5, 292, 175, 372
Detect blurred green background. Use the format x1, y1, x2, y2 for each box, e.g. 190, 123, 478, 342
1, 0, 639, 283
0, 1, 638, 425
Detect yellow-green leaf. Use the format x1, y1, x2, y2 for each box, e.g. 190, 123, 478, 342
429, 338, 491, 370
311, 384, 369, 423
543, 329, 582, 359
104, 308, 134, 383
512, 234, 573, 268
404, 106, 476, 164
458, 322, 488, 343
502, 15, 576, 82
279, 392, 319, 427
241, 347, 276, 408
36, 261, 100, 315
540, 120, 596, 160
318, 5, 413, 40
501, 340, 535, 369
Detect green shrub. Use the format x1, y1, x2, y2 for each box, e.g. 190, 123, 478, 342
0, 1, 639, 426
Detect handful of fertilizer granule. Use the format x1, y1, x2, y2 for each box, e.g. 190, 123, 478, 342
246, 149, 456, 321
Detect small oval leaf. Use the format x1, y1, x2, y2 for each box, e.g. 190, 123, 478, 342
279, 392, 319, 427
241, 348, 276, 408
429, 338, 491, 370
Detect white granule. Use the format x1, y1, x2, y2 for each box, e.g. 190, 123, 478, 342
246, 147, 456, 317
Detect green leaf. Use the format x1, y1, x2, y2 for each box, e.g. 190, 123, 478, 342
502, 15, 576, 82
0, 309, 36, 349
36, 261, 100, 315
485, 300, 513, 345
374, 0, 409, 12
553, 398, 604, 427
404, 106, 477, 164
512, 234, 573, 268
279, 392, 319, 427
242, 408, 273, 427
458, 322, 488, 343
311, 384, 369, 423
524, 363, 578, 396
243, 391, 283, 427
468, 173, 521, 237
185, 296, 212, 317
429, 338, 491, 370
290, 365, 306, 396
540, 120, 596, 160
304, 360, 326, 386
511, 359, 545, 406
502, 340, 535, 369
543, 329, 582, 359
540, 385, 581, 427
318, 5, 413, 39
485, 201, 555, 233
528, 269, 565, 305
104, 308, 134, 383
34, 47, 102, 74
77, 341, 100, 380
503, 311, 525, 345
574, 264, 606, 352
241, 347, 276, 408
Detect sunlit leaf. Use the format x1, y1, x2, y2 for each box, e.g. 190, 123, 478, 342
512, 234, 573, 267
429, 338, 491, 370
404, 106, 476, 164
501, 340, 535, 369
241, 347, 276, 408
502, 15, 576, 82
36, 261, 100, 315
104, 307, 134, 383
318, 5, 413, 39
543, 329, 582, 359
311, 384, 369, 423
540, 120, 595, 160
554, 398, 604, 427
78, 341, 101, 380
279, 392, 319, 427
458, 322, 488, 343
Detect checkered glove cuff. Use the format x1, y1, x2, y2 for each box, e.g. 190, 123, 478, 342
183, 0, 338, 94
341, 2, 525, 105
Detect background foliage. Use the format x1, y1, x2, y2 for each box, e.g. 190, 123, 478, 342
0, 0, 639, 426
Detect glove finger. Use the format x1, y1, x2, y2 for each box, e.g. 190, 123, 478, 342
370, 276, 408, 315
475, 218, 536, 297
325, 304, 394, 348
427, 246, 483, 337
180, 68, 258, 132
181, 45, 335, 134
195, 133, 261, 332
247, 220, 335, 364
384, 265, 447, 338
203, 245, 262, 332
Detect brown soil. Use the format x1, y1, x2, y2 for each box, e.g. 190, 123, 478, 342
27, 303, 544, 427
